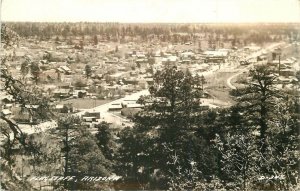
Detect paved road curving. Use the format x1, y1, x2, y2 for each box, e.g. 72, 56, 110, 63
226, 42, 285, 90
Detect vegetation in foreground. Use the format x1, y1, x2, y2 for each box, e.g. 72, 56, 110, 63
1, 24, 299, 190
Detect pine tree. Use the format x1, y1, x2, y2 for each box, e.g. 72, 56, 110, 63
117, 66, 204, 189
30, 62, 41, 85
85, 64, 92, 79
232, 65, 279, 154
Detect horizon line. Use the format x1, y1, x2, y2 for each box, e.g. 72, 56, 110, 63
3, 21, 300, 25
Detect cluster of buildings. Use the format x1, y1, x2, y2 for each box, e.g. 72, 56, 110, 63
1, 37, 299, 127
268, 56, 299, 86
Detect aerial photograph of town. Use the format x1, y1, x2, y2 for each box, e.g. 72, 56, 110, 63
0, 0, 299, 190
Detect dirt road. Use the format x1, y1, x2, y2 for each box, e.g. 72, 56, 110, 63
226, 42, 285, 89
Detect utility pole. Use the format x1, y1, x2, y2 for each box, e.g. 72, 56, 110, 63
275, 48, 282, 76
278, 52, 281, 76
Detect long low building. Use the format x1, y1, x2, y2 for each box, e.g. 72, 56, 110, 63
108, 103, 123, 111
203, 50, 229, 63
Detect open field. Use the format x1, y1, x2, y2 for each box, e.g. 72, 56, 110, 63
59, 98, 114, 109
205, 71, 236, 104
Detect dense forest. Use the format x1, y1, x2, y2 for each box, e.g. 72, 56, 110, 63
5, 22, 300, 44
1, 24, 300, 190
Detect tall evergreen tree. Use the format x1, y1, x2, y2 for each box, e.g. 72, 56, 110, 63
232, 65, 279, 154
30, 62, 41, 85
85, 64, 92, 79
20, 59, 30, 79
117, 66, 206, 189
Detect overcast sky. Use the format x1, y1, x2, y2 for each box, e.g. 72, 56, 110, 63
1, 0, 300, 23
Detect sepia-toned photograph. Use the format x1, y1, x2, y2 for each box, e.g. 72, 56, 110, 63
0, 0, 300, 190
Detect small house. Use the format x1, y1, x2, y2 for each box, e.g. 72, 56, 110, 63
82, 112, 101, 122
53, 89, 71, 98
1, 109, 12, 116
108, 103, 123, 111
